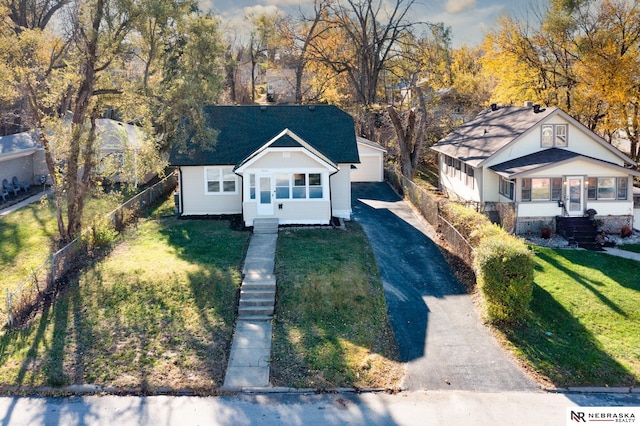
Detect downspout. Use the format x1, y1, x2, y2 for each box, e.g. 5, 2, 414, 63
178, 167, 184, 215
329, 167, 340, 224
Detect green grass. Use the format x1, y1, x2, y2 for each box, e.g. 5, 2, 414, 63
271, 224, 402, 389
0, 199, 250, 389
618, 243, 640, 254
501, 247, 640, 387
0, 190, 131, 309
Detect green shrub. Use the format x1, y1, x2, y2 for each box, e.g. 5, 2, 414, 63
440, 201, 493, 244
469, 222, 505, 247
83, 218, 119, 251
473, 234, 534, 325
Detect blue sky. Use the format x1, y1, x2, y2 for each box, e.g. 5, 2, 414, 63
202, 0, 544, 47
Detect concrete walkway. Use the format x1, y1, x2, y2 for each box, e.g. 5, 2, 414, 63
222, 220, 278, 390
603, 246, 640, 262
0, 189, 52, 218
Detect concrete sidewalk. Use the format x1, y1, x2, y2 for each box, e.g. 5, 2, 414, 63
222, 225, 278, 391
604, 247, 640, 262
0, 189, 52, 218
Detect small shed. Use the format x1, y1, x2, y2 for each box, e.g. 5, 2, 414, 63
352, 137, 386, 182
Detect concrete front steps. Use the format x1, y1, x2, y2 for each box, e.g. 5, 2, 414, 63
253, 218, 279, 234
238, 276, 276, 320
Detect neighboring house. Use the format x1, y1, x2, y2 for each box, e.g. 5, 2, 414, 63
431, 103, 640, 234
266, 69, 296, 104
0, 131, 48, 190
169, 105, 361, 227
94, 118, 154, 186
352, 137, 386, 183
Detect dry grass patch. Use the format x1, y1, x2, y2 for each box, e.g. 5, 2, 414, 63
271, 224, 402, 389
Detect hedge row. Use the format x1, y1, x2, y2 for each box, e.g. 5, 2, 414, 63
440, 200, 534, 325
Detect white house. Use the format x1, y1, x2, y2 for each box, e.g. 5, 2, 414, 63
431, 103, 640, 234
352, 137, 386, 183
0, 131, 48, 191
169, 105, 361, 227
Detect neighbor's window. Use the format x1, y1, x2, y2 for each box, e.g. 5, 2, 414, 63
586, 177, 628, 201
541, 124, 568, 147
206, 167, 236, 194
521, 177, 562, 201
465, 165, 475, 188
617, 177, 628, 200
500, 177, 514, 200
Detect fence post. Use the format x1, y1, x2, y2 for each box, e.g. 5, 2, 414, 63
50, 252, 56, 288
6, 288, 12, 327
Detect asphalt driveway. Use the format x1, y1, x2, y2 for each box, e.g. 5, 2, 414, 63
352, 182, 538, 391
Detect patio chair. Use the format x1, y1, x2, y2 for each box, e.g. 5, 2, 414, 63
1, 187, 8, 203
2, 178, 18, 196
12, 176, 30, 192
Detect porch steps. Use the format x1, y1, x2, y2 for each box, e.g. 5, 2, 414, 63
253, 218, 279, 234
557, 216, 599, 250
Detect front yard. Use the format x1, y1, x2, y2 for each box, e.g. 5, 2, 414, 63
0, 198, 401, 391
501, 247, 640, 387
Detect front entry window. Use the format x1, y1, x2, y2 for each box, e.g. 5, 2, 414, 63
268, 172, 324, 200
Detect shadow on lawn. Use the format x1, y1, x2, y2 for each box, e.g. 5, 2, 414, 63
535, 251, 628, 317
504, 283, 636, 387
0, 214, 250, 402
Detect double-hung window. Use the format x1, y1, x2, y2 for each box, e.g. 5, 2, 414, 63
587, 177, 628, 200
521, 178, 562, 201
206, 167, 236, 194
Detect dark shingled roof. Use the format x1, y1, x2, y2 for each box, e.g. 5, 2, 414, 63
169, 105, 359, 166
490, 148, 640, 178
431, 106, 556, 167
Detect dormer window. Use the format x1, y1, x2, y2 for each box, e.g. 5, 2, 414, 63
541, 124, 568, 147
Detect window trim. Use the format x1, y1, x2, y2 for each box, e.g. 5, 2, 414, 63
586, 176, 628, 201
521, 177, 563, 202
205, 166, 238, 195
540, 124, 569, 147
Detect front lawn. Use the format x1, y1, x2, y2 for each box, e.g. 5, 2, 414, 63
0, 190, 134, 309
271, 225, 402, 389
501, 247, 639, 387
0, 202, 250, 390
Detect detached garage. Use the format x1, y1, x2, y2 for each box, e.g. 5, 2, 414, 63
352, 137, 386, 182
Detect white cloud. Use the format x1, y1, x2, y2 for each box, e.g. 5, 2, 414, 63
445, 0, 477, 14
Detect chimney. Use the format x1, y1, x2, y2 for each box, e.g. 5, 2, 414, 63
524, 101, 534, 108
490, 103, 498, 111
533, 104, 541, 113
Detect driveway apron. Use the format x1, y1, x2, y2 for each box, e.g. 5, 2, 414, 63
352, 182, 538, 391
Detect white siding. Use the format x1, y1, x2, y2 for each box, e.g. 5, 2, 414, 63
486, 116, 626, 168
179, 166, 242, 215
439, 154, 481, 201
352, 143, 384, 182
330, 165, 352, 218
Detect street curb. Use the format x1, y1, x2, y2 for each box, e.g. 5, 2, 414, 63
545, 387, 639, 394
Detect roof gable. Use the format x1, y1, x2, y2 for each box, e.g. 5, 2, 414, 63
431, 105, 637, 168
169, 105, 359, 166
235, 129, 338, 172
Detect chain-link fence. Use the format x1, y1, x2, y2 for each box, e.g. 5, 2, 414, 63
386, 166, 474, 266
4, 172, 178, 327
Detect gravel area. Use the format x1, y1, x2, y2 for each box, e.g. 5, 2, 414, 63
523, 229, 640, 248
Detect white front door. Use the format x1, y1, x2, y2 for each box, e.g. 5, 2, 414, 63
257, 175, 274, 216
567, 176, 584, 215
